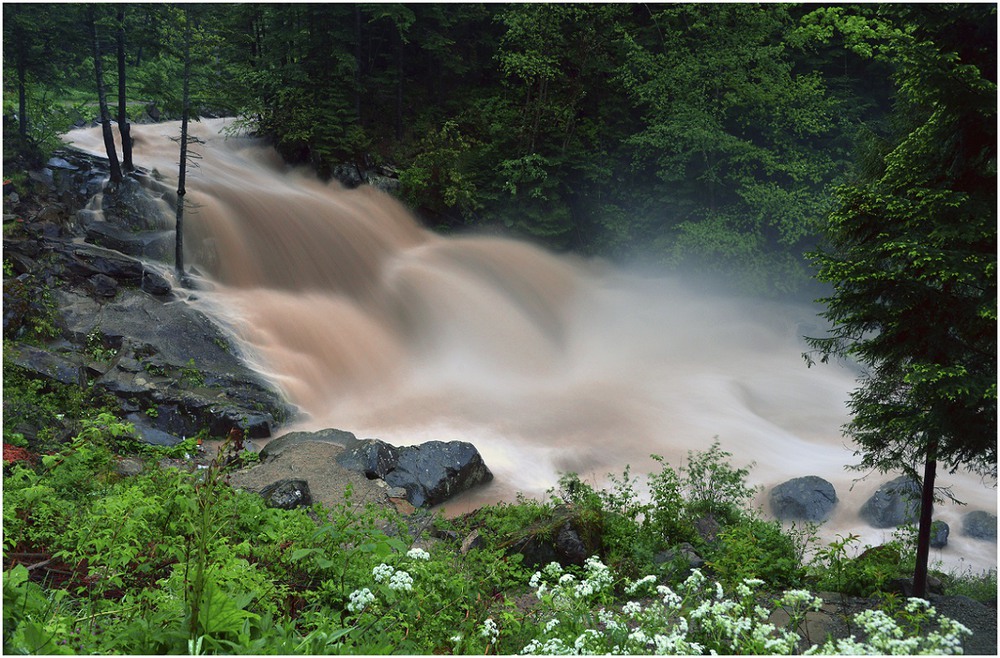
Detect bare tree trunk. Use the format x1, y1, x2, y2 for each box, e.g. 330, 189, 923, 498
16, 58, 27, 140
175, 9, 191, 280
116, 4, 134, 172
354, 4, 362, 122
90, 7, 123, 187
912, 442, 938, 598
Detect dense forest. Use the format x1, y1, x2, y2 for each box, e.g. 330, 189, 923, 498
3, 3, 997, 653
8, 3, 989, 295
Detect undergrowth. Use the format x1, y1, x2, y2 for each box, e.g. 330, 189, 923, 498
2, 424, 992, 654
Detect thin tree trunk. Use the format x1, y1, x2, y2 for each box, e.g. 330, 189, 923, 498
175, 10, 191, 279
395, 36, 403, 141
90, 8, 123, 186
116, 4, 134, 172
912, 441, 938, 598
17, 58, 27, 140
354, 4, 362, 122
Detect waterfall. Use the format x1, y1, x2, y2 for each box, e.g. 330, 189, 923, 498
66, 118, 997, 572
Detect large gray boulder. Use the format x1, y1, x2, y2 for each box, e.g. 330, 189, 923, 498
769, 475, 838, 522
384, 440, 493, 508
859, 476, 922, 528
961, 511, 997, 541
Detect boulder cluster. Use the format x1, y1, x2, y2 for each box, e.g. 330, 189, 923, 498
768, 474, 996, 548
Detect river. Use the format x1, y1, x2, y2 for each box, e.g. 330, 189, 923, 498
65, 118, 997, 574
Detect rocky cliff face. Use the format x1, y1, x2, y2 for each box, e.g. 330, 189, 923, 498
3, 149, 293, 449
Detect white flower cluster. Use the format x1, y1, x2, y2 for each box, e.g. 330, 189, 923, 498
518, 559, 972, 656
528, 557, 614, 605
347, 587, 375, 613
388, 569, 413, 591
372, 563, 395, 583
805, 606, 972, 656
480, 618, 499, 642
406, 547, 431, 561
372, 562, 413, 591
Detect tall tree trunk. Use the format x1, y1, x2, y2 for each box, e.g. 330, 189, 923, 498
175, 9, 191, 280
16, 58, 27, 140
354, 4, 362, 122
90, 8, 123, 187
912, 441, 938, 598
116, 4, 134, 172
395, 36, 403, 141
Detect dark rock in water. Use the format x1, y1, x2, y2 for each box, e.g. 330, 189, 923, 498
85, 222, 174, 262
769, 475, 838, 522
859, 476, 921, 528
259, 479, 312, 509
384, 440, 493, 508
961, 511, 997, 541
140, 269, 172, 296
335, 437, 399, 479
331, 164, 364, 188
930, 520, 950, 549
260, 428, 359, 460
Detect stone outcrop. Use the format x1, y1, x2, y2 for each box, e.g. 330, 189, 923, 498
258, 428, 493, 509
3, 153, 292, 449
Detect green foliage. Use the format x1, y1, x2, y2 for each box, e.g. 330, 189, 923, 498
2, 271, 62, 344
180, 357, 204, 387
707, 517, 805, 589
808, 532, 915, 597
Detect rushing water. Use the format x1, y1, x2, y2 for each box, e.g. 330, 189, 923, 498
66, 119, 997, 572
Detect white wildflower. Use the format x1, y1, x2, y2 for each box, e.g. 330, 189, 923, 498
621, 600, 643, 616
529, 571, 543, 589
481, 617, 499, 642
543, 561, 564, 577
388, 569, 413, 591
544, 618, 560, 633
372, 563, 395, 583
347, 587, 375, 613
626, 574, 657, 594
406, 547, 431, 561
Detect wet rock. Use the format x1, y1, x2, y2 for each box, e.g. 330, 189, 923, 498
930, 520, 950, 549
384, 440, 493, 508
260, 428, 359, 460
859, 476, 921, 528
335, 437, 399, 479
88, 273, 119, 297
961, 511, 997, 541
259, 479, 312, 510
770, 475, 838, 522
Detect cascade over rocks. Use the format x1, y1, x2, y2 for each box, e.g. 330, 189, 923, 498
3, 155, 292, 449
769, 475, 838, 522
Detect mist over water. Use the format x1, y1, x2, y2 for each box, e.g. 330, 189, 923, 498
67, 119, 996, 572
